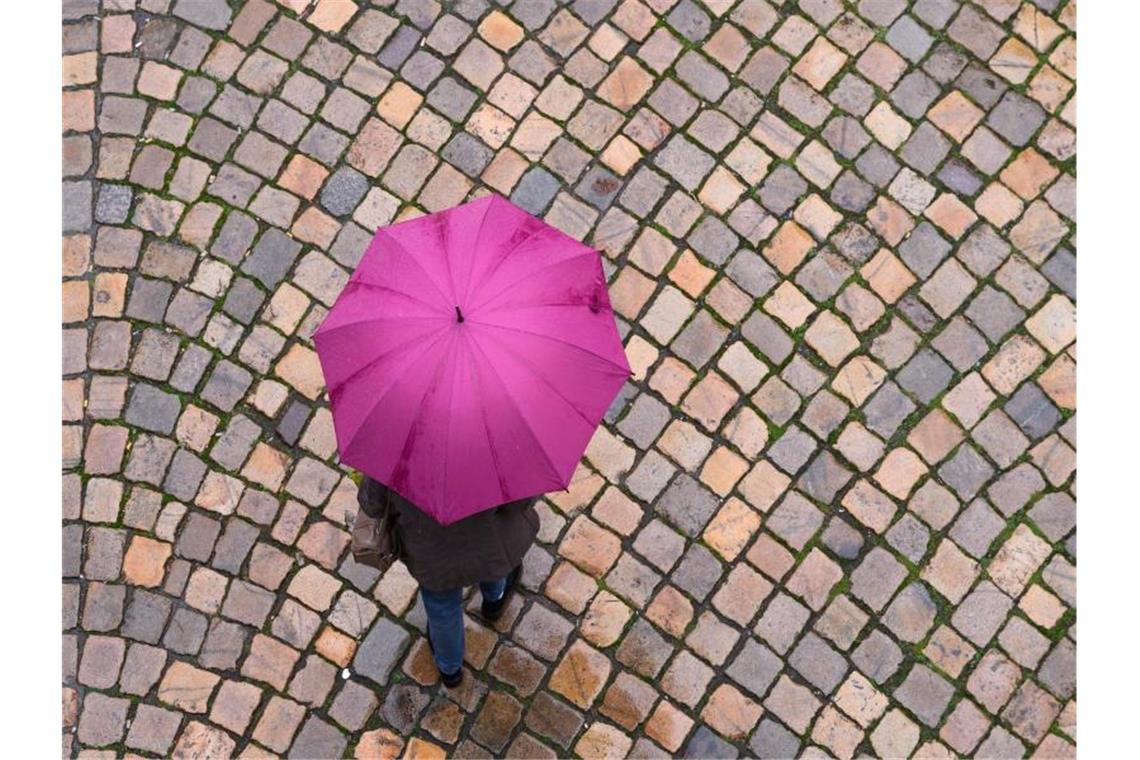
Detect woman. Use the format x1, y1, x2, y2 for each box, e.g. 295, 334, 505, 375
355, 475, 539, 687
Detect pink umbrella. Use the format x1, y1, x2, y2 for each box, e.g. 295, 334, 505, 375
313, 194, 632, 525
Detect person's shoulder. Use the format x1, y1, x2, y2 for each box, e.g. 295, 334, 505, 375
357, 475, 390, 503
500, 495, 539, 512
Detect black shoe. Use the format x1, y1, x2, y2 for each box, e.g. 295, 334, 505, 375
424, 625, 464, 688
440, 666, 463, 688
482, 565, 522, 622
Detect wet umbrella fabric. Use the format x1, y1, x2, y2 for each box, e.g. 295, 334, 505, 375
313, 194, 631, 525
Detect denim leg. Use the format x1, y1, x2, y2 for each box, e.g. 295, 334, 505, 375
479, 576, 507, 603
419, 586, 464, 674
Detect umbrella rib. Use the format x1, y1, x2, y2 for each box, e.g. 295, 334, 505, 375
346, 280, 450, 313
463, 224, 548, 308
466, 331, 566, 490
478, 331, 596, 429
438, 211, 460, 313
388, 330, 458, 516
325, 327, 450, 399
479, 300, 602, 317
460, 196, 495, 307
375, 229, 455, 307
484, 299, 594, 309
469, 251, 597, 314
438, 331, 462, 516
340, 329, 451, 468
316, 314, 447, 342
473, 321, 630, 375
467, 336, 512, 504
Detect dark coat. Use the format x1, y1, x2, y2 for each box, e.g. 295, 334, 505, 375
356, 476, 539, 592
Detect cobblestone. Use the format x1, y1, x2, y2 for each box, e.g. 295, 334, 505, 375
60, 1, 1078, 756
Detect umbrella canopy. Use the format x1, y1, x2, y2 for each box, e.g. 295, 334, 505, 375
313, 194, 631, 525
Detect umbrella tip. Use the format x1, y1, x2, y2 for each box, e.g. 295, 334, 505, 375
455, 305, 465, 323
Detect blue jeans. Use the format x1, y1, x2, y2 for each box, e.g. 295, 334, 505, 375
420, 577, 506, 674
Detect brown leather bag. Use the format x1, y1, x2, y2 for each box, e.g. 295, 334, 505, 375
350, 485, 400, 573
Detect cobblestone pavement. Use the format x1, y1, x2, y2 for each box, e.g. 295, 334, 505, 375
62, 0, 1076, 757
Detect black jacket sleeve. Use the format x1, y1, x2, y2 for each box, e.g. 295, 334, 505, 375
357, 476, 388, 518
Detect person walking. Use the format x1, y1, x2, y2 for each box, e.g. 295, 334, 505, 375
354, 474, 539, 687
314, 196, 630, 687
